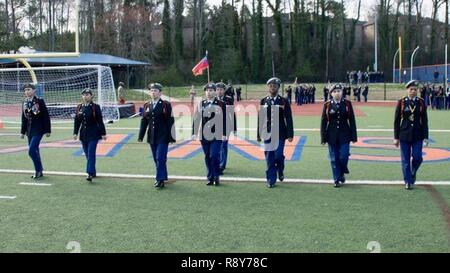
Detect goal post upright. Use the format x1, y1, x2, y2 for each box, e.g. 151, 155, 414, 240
0, 0, 80, 60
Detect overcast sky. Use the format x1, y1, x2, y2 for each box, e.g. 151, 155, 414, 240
207, 0, 446, 22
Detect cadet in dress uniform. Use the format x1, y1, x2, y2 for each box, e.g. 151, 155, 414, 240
257, 77, 294, 188
73, 88, 107, 182
320, 83, 358, 188
362, 84, 369, 103
20, 83, 51, 179
394, 80, 429, 190
216, 82, 237, 175
138, 83, 176, 188
192, 83, 227, 186
323, 85, 330, 102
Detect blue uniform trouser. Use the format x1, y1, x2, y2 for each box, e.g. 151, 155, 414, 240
220, 140, 228, 169
201, 140, 222, 180
328, 142, 350, 182
400, 140, 423, 185
150, 143, 169, 181
446, 96, 450, 110
264, 140, 285, 185
28, 134, 44, 173
82, 140, 98, 176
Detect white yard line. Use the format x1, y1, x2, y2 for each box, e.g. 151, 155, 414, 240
4, 126, 450, 133
19, 182, 52, 186
1, 169, 449, 186
0, 195, 17, 200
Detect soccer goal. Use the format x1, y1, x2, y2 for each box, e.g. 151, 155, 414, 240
0, 65, 119, 123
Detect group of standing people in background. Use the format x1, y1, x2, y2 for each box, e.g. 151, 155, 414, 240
420, 83, 450, 110
285, 83, 316, 106
347, 70, 384, 84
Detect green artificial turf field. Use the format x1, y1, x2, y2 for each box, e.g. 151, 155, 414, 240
1, 103, 449, 252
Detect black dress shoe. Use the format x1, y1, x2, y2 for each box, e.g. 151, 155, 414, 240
31, 172, 43, 179
206, 181, 214, 186
334, 181, 341, 188
213, 177, 220, 186
157, 181, 165, 188
405, 183, 413, 190
219, 167, 225, 175
278, 172, 284, 182
340, 175, 346, 184
86, 175, 93, 183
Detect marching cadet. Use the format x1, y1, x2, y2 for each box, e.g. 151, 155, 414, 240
20, 83, 51, 179
394, 80, 429, 190
73, 88, 107, 183
257, 77, 294, 188
192, 83, 227, 186
320, 83, 358, 188
216, 82, 237, 175
138, 83, 176, 188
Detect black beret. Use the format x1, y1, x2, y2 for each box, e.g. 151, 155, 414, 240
405, 80, 419, 89
216, 82, 227, 89
204, 83, 216, 91
148, 83, 163, 91
81, 88, 93, 95
23, 83, 36, 90
330, 83, 343, 92
266, 77, 281, 85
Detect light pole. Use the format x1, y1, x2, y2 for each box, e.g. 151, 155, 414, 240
271, 32, 276, 77
374, 13, 378, 72
325, 23, 332, 82
444, 44, 448, 92
393, 49, 399, 83
410, 46, 420, 81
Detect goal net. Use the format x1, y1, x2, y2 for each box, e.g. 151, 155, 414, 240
0, 65, 119, 123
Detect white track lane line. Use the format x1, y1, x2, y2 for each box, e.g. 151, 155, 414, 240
1, 169, 449, 186
19, 182, 52, 186
0, 195, 17, 200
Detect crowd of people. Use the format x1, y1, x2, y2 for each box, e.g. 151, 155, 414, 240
420, 83, 450, 110
285, 84, 316, 105
346, 71, 385, 84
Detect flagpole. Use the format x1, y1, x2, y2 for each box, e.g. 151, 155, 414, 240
206, 50, 210, 83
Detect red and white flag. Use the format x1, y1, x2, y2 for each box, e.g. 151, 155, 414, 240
192, 55, 209, 76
